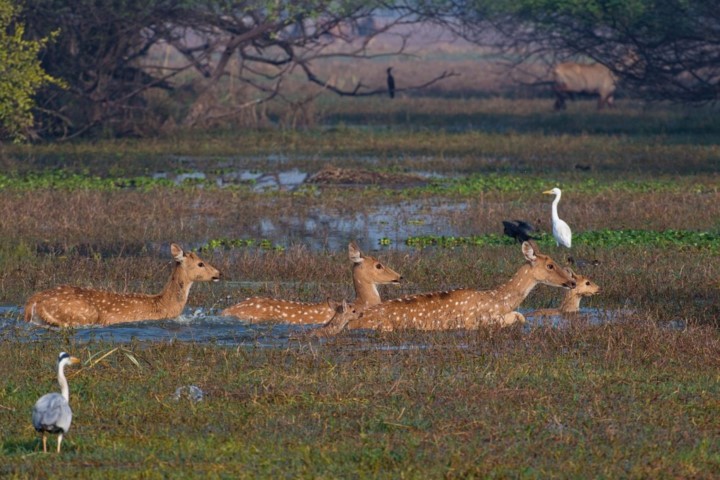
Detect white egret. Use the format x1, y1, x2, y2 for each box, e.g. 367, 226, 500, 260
32, 352, 81, 453
543, 187, 572, 248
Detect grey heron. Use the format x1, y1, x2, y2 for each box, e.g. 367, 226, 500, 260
32, 352, 81, 453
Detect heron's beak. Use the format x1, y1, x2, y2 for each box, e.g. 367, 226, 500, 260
69, 356, 81, 365
542, 190, 553, 195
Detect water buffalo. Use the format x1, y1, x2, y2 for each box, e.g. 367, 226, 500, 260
552, 62, 616, 110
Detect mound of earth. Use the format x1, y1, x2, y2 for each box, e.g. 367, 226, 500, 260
305, 165, 427, 186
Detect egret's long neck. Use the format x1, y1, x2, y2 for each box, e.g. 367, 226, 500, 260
58, 362, 70, 401
551, 194, 561, 222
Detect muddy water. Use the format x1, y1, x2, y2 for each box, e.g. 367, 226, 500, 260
1, 306, 675, 347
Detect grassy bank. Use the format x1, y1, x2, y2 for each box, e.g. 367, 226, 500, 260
1, 323, 719, 478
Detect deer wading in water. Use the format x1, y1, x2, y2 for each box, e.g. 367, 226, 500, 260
315, 241, 576, 335
528, 269, 600, 317
24, 244, 221, 327
221, 242, 402, 324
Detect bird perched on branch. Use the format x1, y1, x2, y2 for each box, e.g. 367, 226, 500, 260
387, 67, 395, 99
543, 187, 572, 248
502, 220, 537, 243
32, 352, 81, 453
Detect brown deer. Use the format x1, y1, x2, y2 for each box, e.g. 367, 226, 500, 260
315, 241, 576, 334
552, 62, 616, 110
24, 244, 221, 327
529, 270, 600, 316
220, 242, 402, 324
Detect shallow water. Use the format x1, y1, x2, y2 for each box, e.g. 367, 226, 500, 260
254, 201, 470, 251
1, 305, 679, 347
31, 199, 472, 257
154, 167, 444, 192
0, 307, 309, 347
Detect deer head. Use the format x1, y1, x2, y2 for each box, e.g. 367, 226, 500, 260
348, 241, 402, 285
171, 243, 221, 283
522, 241, 576, 289
567, 268, 600, 297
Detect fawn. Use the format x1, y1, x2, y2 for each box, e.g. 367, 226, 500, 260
528, 269, 600, 316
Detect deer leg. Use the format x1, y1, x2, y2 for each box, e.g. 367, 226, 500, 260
500, 311, 526, 325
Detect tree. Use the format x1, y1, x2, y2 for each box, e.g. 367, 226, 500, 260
22, 1, 457, 139
419, 0, 720, 103
0, 0, 61, 141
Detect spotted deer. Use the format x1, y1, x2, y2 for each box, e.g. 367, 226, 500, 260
315, 242, 576, 334
529, 269, 600, 316
220, 242, 402, 324
24, 244, 221, 327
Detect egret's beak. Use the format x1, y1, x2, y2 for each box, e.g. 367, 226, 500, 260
69, 356, 81, 366
542, 190, 553, 195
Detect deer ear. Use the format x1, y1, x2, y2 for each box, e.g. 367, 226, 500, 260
521, 241, 537, 262
348, 242, 363, 263
170, 244, 185, 262
326, 298, 340, 311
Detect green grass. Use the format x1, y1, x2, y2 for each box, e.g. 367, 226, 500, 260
1, 326, 719, 478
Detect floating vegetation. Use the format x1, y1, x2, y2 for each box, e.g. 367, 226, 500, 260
199, 238, 285, 252
0, 169, 182, 191
413, 174, 716, 196
0, 169, 715, 197
404, 229, 720, 250
204, 230, 720, 252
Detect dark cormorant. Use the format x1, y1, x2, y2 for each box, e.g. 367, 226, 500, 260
386, 67, 395, 99
502, 220, 537, 243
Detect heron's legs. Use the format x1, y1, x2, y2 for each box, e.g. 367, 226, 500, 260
42, 433, 47, 453
57, 433, 63, 453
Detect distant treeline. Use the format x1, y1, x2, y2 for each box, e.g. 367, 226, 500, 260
8, 0, 720, 140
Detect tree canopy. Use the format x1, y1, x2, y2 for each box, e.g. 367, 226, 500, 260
20, 0, 454, 139
427, 0, 720, 102
0, 0, 61, 141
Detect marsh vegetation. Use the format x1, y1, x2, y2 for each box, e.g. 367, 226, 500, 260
1, 95, 720, 476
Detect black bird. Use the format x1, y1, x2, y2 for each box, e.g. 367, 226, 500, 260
502, 220, 537, 243
386, 67, 395, 99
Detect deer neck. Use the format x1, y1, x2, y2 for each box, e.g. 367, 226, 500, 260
491, 264, 538, 311
559, 290, 581, 313
157, 263, 192, 315
353, 275, 381, 308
